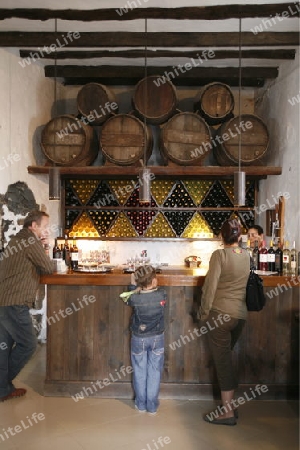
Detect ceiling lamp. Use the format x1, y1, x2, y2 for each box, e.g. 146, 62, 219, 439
234, 17, 246, 206
49, 17, 61, 201
49, 166, 60, 200
139, 18, 151, 205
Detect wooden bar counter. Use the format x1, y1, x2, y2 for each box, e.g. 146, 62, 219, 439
41, 267, 299, 400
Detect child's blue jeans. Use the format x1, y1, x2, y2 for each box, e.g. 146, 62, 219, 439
131, 333, 164, 413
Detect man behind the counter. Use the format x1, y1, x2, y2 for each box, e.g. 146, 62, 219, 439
0, 210, 53, 402
247, 225, 264, 248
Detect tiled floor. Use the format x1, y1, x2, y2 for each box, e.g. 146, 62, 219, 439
0, 343, 298, 450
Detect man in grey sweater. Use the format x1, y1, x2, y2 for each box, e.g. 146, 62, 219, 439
0, 210, 53, 402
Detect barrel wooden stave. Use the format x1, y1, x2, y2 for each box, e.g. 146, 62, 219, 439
100, 114, 153, 166
195, 82, 235, 126
77, 83, 118, 125
213, 114, 269, 165
160, 112, 212, 166
41, 115, 97, 166
132, 75, 178, 125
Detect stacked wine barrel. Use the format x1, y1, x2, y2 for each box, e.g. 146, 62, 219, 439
40, 79, 269, 167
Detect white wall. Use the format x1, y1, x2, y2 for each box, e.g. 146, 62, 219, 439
0, 48, 60, 236
0, 46, 299, 261
256, 50, 300, 247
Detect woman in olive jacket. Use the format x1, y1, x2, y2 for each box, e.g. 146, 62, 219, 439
199, 219, 250, 426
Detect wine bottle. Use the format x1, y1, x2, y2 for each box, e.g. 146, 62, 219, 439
52, 238, 62, 259
290, 241, 297, 276
63, 235, 71, 267
70, 240, 79, 270
259, 240, 268, 271
246, 239, 253, 258
267, 240, 276, 272
252, 240, 259, 270
282, 241, 290, 275
275, 243, 283, 274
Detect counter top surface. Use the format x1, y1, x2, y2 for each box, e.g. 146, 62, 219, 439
40, 266, 300, 287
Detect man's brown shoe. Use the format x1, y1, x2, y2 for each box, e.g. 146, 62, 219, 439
0, 388, 27, 402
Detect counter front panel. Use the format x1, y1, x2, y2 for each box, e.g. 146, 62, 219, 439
42, 270, 299, 399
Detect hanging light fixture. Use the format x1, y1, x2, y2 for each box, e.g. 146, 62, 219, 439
234, 17, 246, 206
49, 166, 60, 200
49, 17, 61, 200
139, 17, 151, 205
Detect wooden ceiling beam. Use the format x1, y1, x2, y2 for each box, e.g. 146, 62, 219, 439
44, 65, 279, 79
44, 65, 278, 87
1, 32, 298, 47
60, 77, 266, 87
1, 4, 299, 21
19, 49, 296, 60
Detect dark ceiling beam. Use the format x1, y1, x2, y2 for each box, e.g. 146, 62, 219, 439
1, 32, 298, 47
62, 77, 267, 87
44, 65, 278, 87
19, 49, 296, 60
0, 4, 299, 21
55, 77, 266, 88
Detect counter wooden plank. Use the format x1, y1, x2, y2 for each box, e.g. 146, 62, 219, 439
41, 267, 300, 288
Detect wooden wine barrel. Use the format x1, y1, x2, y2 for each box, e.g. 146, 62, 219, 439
160, 112, 212, 166
132, 75, 178, 125
100, 114, 153, 165
77, 83, 118, 125
41, 115, 97, 166
194, 82, 234, 126
213, 114, 269, 166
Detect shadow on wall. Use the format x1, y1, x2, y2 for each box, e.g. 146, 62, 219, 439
0, 181, 38, 245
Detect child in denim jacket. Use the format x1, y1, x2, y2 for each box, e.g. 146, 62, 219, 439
120, 265, 166, 414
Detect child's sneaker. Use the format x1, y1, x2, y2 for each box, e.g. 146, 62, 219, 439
148, 411, 157, 415
135, 404, 146, 413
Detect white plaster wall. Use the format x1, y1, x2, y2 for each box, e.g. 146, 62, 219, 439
0, 48, 60, 235
256, 50, 300, 247
0, 46, 298, 261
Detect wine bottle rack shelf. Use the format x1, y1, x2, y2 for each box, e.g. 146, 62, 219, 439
63, 178, 257, 239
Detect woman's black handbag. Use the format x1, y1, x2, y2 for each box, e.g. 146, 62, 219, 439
246, 269, 266, 311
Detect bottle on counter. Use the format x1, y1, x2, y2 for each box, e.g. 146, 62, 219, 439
275, 242, 283, 274
70, 240, 79, 270
63, 235, 71, 267
290, 241, 297, 276
282, 241, 290, 275
252, 240, 259, 270
267, 240, 276, 272
246, 239, 253, 258
53, 238, 63, 259
259, 240, 268, 271
298, 251, 300, 276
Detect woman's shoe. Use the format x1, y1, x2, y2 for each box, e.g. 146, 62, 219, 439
203, 415, 237, 426
220, 404, 238, 419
